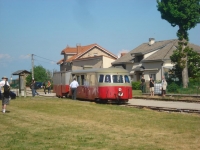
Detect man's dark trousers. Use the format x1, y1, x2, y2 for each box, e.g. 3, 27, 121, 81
71, 88, 77, 100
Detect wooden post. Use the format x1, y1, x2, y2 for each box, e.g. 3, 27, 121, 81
19, 75, 21, 97
23, 74, 26, 97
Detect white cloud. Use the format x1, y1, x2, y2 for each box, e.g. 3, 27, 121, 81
19, 54, 31, 59
0, 53, 11, 59
50, 61, 56, 64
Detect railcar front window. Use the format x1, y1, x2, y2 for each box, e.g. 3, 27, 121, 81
124, 75, 130, 83
99, 74, 104, 83
112, 75, 123, 83
105, 75, 111, 83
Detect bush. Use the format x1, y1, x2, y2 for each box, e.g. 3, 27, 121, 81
167, 82, 179, 93
189, 77, 200, 86
132, 81, 141, 90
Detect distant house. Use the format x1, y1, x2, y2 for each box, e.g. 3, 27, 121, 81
57, 43, 117, 71
112, 38, 200, 81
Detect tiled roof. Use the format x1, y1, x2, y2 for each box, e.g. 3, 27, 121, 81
61, 44, 96, 54
132, 40, 173, 54
73, 55, 115, 62
112, 39, 200, 64
112, 51, 134, 65
57, 58, 64, 64
143, 40, 200, 62
58, 43, 117, 64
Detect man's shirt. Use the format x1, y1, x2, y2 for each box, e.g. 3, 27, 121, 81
70, 80, 79, 88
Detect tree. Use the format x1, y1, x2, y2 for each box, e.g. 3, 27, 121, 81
157, 0, 200, 88
26, 65, 52, 86
170, 46, 200, 80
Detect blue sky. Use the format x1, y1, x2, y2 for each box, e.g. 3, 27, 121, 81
0, 0, 199, 80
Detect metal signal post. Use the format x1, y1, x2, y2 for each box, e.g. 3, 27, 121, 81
32, 54, 34, 80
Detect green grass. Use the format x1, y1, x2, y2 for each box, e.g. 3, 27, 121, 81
0, 97, 200, 150
132, 90, 142, 96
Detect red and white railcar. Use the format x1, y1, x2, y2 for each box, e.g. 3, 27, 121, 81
53, 68, 132, 103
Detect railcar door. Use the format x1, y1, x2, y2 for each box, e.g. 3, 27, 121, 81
87, 73, 97, 100
76, 74, 87, 99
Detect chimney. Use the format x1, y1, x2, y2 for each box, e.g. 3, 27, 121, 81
121, 53, 126, 57
76, 43, 81, 54
149, 38, 155, 46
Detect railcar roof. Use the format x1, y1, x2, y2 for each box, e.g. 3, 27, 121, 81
71, 68, 129, 74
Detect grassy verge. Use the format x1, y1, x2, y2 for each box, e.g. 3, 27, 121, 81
0, 97, 200, 150
132, 90, 142, 96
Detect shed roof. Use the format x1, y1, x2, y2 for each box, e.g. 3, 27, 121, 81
12, 70, 31, 75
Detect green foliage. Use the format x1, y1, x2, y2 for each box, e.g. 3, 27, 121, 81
170, 46, 200, 80
167, 82, 179, 93
157, 0, 200, 88
131, 81, 141, 90
157, 0, 200, 40
189, 77, 200, 86
26, 65, 52, 86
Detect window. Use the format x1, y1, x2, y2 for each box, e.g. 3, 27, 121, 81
135, 55, 143, 62
77, 76, 80, 84
105, 75, 111, 83
124, 75, 130, 83
112, 75, 123, 83
81, 75, 85, 85
149, 74, 156, 80
99, 74, 104, 83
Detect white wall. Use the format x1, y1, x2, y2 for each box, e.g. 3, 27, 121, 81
102, 56, 116, 68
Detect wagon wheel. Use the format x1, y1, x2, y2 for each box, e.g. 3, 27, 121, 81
101, 100, 108, 104
95, 98, 101, 103
65, 92, 70, 98
116, 97, 122, 105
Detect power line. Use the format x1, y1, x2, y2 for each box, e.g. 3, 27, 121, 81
33, 54, 57, 63
34, 58, 56, 65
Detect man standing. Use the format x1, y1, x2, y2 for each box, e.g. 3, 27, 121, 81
0, 76, 10, 113
30, 80, 35, 97
42, 82, 46, 94
46, 81, 51, 94
70, 78, 79, 100
149, 77, 154, 96
161, 76, 168, 97
140, 76, 145, 93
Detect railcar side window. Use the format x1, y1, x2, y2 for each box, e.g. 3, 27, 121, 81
99, 74, 104, 83
105, 75, 111, 83
81, 75, 85, 85
77, 76, 80, 84
124, 75, 130, 83
112, 75, 123, 83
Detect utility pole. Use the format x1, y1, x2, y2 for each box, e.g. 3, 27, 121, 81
32, 54, 34, 80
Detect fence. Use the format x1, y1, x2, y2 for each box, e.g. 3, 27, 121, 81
143, 80, 200, 96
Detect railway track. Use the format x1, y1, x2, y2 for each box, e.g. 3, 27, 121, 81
123, 104, 200, 114
123, 99, 200, 114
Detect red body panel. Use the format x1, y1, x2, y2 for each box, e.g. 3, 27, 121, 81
54, 84, 70, 97
73, 85, 132, 101
98, 86, 132, 100
76, 86, 98, 100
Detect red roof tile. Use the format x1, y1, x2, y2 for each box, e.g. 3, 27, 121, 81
59, 43, 117, 63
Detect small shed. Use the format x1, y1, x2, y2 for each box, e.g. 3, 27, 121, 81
12, 70, 31, 97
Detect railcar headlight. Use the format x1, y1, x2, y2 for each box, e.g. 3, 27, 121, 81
118, 88, 123, 96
